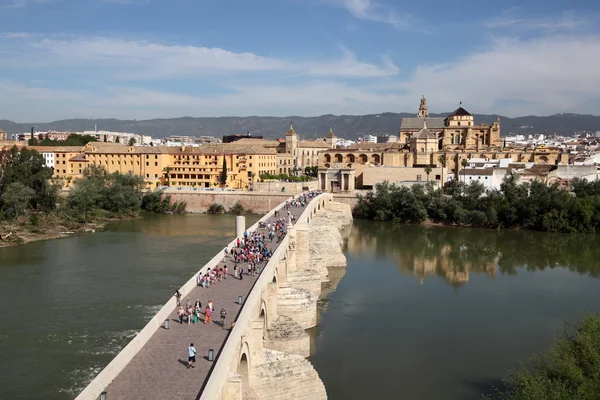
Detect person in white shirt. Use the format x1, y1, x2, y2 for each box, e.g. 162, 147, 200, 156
187, 343, 196, 369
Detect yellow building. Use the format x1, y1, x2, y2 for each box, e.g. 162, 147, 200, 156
0, 129, 7, 141
28, 142, 278, 190
276, 124, 336, 175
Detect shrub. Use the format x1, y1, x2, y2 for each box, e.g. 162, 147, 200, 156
483, 313, 600, 400
228, 201, 245, 215
207, 203, 225, 214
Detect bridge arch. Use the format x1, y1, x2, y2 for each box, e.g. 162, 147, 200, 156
238, 352, 250, 390
259, 300, 268, 339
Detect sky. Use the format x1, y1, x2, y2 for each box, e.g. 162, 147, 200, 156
1, 0, 599, 122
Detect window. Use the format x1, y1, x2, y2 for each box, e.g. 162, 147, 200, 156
416, 175, 422, 181
435, 175, 441, 180
146, 162, 149, 166
155, 162, 158, 166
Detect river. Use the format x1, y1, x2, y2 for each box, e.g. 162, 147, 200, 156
1, 217, 600, 400
0, 214, 260, 400
310, 220, 600, 399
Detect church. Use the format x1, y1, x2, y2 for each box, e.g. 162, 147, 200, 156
316, 96, 565, 192
400, 96, 502, 151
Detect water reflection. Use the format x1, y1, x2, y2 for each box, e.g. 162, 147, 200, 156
348, 222, 600, 285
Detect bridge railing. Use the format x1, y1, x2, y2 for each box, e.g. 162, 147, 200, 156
199, 193, 330, 400
75, 193, 316, 400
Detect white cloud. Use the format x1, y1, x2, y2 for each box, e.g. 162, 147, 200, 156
334, 0, 413, 29
0, 35, 398, 79
397, 35, 600, 115
0, 0, 53, 8
485, 9, 589, 32
1, 34, 600, 120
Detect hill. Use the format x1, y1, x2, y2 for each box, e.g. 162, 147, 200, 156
2, 112, 600, 140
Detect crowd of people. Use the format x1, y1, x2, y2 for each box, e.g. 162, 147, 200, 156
173, 191, 322, 363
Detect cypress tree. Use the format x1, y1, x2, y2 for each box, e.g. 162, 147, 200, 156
221, 157, 227, 186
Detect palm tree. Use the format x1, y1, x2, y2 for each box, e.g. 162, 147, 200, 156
438, 154, 447, 190
460, 158, 468, 183
163, 166, 173, 187
424, 165, 432, 182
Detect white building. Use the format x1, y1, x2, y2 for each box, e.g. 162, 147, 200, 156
459, 168, 508, 191
358, 134, 377, 143
41, 151, 54, 169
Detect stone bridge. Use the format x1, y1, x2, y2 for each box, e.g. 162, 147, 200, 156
76, 192, 353, 400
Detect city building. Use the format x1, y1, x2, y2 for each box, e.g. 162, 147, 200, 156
317, 97, 567, 192
29, 142, 278, 189
0, 129, 7, 141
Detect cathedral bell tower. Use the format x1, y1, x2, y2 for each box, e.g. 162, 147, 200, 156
418, 95, 429, 118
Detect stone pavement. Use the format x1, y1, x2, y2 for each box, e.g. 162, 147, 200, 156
104, 201, 310, 400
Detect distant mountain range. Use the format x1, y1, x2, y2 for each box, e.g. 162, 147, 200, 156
2, 112, 600, 140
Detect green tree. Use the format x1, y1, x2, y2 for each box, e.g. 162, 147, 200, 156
163, 166, 172, 186
484, 313, 600, 400
115, 136, 120, 144
0, 146, 58, 212
128, 138, 136, 146
28, 138, 38, 146
221, 157, 227, 186
1, 182, 35, 219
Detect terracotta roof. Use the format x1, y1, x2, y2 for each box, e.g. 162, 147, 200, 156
347, 142, 402, 150
29, 146, 84, 153
460, 168, 493, 176
233, 138, 280, 147
299, 140, 329, 149
326, 128, 336, 138
69, 153, 88, 162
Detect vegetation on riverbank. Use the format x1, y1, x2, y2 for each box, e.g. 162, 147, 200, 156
207, 201, 254, 215
483, 313, 600, 399
259, 172, 314, 182
355, 178, 600, 233
0, 146, 185, 246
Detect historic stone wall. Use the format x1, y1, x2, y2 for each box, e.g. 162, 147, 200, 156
252, 180, 319, 193
165, 191, 294, 213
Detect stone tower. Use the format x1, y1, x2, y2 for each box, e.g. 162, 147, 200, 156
285, 123, 298, 158
418, 95, 429, 118
326, 128, 336, 149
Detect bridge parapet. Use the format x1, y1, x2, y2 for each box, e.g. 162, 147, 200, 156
199, 193, 334, 400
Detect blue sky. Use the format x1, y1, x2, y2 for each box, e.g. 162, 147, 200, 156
1, 0, 599, 121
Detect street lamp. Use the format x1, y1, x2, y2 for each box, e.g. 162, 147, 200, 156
208, 349, 214, 361
238, 296, 243, 304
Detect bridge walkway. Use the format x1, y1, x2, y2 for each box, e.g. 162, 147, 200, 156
104, 203, 308, 400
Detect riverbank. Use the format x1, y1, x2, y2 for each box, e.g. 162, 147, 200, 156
0, 213, 131, 247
